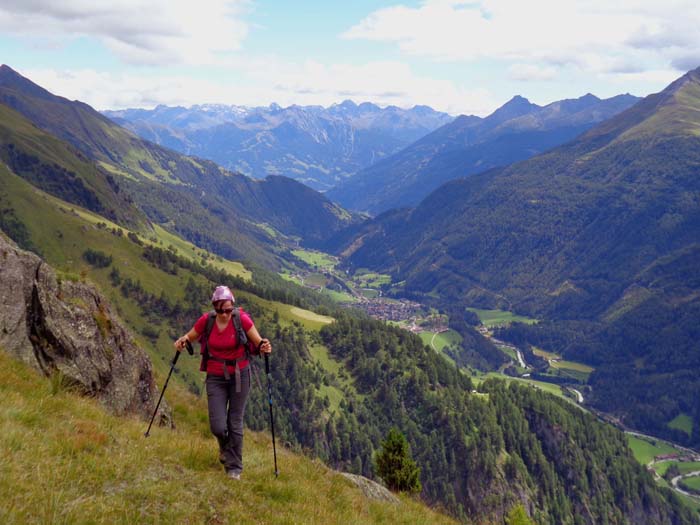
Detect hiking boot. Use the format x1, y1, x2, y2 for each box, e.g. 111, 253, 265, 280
226, 470, 241, 480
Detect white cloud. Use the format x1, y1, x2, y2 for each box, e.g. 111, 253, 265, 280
23, 60, 499, 116
342, 0, 700, 75
0, 0, 250, 65
508, 64, 557, 81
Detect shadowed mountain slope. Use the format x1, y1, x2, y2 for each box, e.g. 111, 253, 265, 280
332, 67, 700, 444
328, 92, 639, 214
0, 65, 356, 264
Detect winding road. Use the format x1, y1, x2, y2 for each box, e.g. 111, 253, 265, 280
671, 471, 700, 498
569, 388, 584, 403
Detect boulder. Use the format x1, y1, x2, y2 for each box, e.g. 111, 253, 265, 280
340, 473, 399, 504
0, 233, 168, 423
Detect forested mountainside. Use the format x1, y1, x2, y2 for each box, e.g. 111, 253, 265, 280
2, 198, 695, 523
0, 65, 356, 266
2, 64, 697, 522
331, 66, 700, 446
104, 100, 453, 191
328, 92, 639, 214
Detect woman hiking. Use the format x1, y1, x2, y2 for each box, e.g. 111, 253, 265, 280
174, 285, 271, 480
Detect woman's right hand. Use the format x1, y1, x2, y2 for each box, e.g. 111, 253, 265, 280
174, 335, 189, 351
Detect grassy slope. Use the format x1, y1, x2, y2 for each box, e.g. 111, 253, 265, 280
471, 373, 567, 399
418, 329, 462, 352
0, 351, 455, 525
0, 103, 145, 229
668, 414, 694, 437
684, 477, 700, 490
627, 435, 679, 465
467, 308, 538, 328
0, 164, 453, 523
0, 164, 336, 391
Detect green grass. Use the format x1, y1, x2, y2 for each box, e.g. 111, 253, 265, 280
355, 271, 392, 289
627, 435, 678, 465
475, 373, 567, 400
466, 308, 538, 328
676, 462, 700, 475
292, 249, 337, 270
649, 459, 700, 477
288, 307, 334, 326
309, 344, 344, 378
668, 413, 694, 437
306, 273, 329, 287
531, 347, 594, 382
497, 345, 517, 361
653, 461, 676, 477
550, 359, 594, 374
321, 289, 358, 303
240, 293, 334, 331
682, 476, 700, 490
308, 345, 350, 412
256, 223, 279, 238
151, 224, 250, 280
419, 330, 462, 352
0, 350, 455, 525
532, 347, 559, 360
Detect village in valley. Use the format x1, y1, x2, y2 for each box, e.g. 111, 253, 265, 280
284, 248, 440, 330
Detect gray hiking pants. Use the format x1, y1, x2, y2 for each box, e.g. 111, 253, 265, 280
205, 368, 251, 474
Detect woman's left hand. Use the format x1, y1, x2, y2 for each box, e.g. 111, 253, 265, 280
258, 338, 272, 354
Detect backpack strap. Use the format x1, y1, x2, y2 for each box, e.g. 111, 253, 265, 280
200, 311, 217, 372
233, 307, 263, 389
232, 307, 248, 345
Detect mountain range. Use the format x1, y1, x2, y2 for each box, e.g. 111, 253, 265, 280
328, 92, 640, 214
103, 101, 453, 191
329, 66, 700, 446
0, 64, 354, 266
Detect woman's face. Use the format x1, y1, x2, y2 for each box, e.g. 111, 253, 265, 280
215, 300, 234, 318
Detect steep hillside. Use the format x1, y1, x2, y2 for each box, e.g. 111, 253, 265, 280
104, 100, 453, 191
0, 103, 145, 230
328, 93, 639, 214
334, 67, 700, 445
0, 65, 356, 265
0, 350, 455, 525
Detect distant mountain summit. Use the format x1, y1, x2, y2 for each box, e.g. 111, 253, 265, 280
328, 92, 639, 214
104, 101, 453, 191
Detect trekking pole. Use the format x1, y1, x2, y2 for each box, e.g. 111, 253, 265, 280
144, 340, 193, 437
264, 353, 279, 477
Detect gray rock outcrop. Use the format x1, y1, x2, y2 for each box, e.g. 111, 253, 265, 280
340, 473, 399, 504
0, 233, 167, 422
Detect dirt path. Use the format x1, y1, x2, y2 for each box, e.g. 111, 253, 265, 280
570, 388, 584, 403
671, 471, 700, 498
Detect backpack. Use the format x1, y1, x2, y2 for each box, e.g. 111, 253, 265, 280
199, 308, 261, 390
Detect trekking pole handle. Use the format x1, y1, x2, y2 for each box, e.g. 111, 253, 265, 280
185, 340, 194, 356
172, 349, 181, 366
265, 352, 270, 375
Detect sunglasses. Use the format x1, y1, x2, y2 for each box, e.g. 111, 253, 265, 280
215, 308, 234, 314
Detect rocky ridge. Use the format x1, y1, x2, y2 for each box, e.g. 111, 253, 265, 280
0, 232, 166, 422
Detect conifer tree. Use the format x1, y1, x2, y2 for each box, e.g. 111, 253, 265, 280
375, 428, 422, 493
506, 504, 533, 525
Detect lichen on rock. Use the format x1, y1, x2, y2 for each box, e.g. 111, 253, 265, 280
0, 232, 169, 424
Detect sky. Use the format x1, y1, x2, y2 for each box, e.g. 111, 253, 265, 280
1, 0, 699, 116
